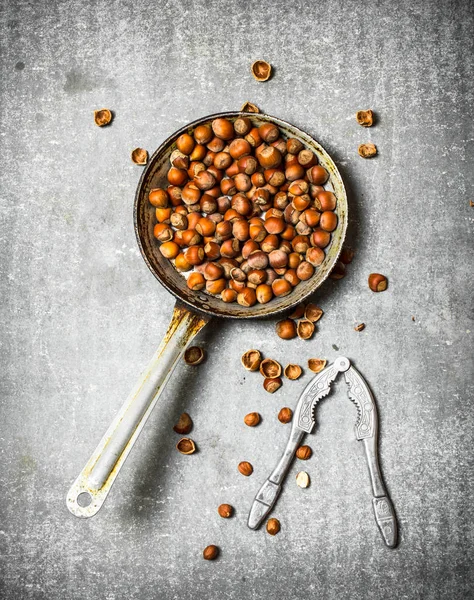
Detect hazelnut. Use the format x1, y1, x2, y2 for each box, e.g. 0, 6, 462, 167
296, 471, 310, 488
194, 170, 216, 191
257, 146, 282, 169
247, 269, 266, 285
258, 123, 280, 143
247, 250, 268, 270
288, 179, 309, 196
275, 319, 297, 340
206, 278, 226, 295
229, 138, 251, 160
175, 253, 192, 272
297, 320, 315, 340
184, 246, 205, 266
256, 283, 273, 304
272, 279, 292, 297
181, 183, 201, 204
356, 109, 374, 127
173, 412, 193, 435
245, 127, 262, 147
307, 358, 327, 373
221, 288, 237, 303
189, 144, 207, 162
212, 118, 235, 140
176, 437, 196, 455
320, 211, 338, 232
284, 364, 302, 380
153, 223, 173, 242
317, 190, 337, 211
340, 247, 355, 264
306, 247, 325, 266
285, 163, 305, 181
155, 207, 171, 223
131, 147, 148, 165
330, 261, 346, 280
286, 138, 304, 154
170, 212, 188, 230
296, 261, 314, 281
310, 229, 331, 249
184, 346, 205, 366
307, 165, 329, 185
304, 304, 323, 323
218, 504, 234, 518
278, 407, 293, 423
177, 133, 195, 155
159, 241, 180, 259
238, 155, 258, 175
354, 323, 366, 331
358, 143, 377, 158
194, 124, 213, 144
240, 101, 260, 113
234, 173, 252, 193
266, 518, 280, 536
241, 349, 262, 371
297, 149, 316, 167
187, 272, 206, 291
289, 303, 305, 319
238, 461, 253, 476
269, 249, 288, 268
263, 377, 282, 393
296, 445, 312, 460
149, 188, 168, 208
237, 287, 257, 307
368, 273, 388, 292
244, 412, 261, 427
251, 60, 272, 82
94, 108, 113, 127
259, 358, 282, 378
203, 545, 219, 560
234, 116, 252, 136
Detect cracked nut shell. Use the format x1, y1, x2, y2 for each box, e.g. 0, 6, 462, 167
284, 364, 302, 380
308, 358, 327, 373
297, 320, 315, 340
131, 147, 148, 165
94, 108, 112, 127
296, 471, 310, 488
218, 504, 233, 518
356, 109, 374, 127
241, 349, 262, 371
241, 101, 260, 113
278, 407, 293, 423
173, 412, 193, 434
259, 358, 282, 378
184, 346, 205, 365
203, 545, 219, 560
238, 461, 253, 476
176, 437, 196, 455
354, 323, 366, 331
358, 143, 377, 158
304, 304, 323, 323
251, 60, 272, 82
266, 518, 280, 535
244, 412, 261, 427
296, 445, 312, 460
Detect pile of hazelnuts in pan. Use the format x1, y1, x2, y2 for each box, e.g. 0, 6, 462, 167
149, 117, 338, 307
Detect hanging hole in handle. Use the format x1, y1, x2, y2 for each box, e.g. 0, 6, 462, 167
77, 491, 92, 507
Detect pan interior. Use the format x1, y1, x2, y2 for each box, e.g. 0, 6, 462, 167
134, 112, 347, 319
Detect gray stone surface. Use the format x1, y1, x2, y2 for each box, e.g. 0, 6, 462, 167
1, 0, 473, 598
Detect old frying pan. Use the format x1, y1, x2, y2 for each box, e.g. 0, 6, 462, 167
66, 111, 348, 517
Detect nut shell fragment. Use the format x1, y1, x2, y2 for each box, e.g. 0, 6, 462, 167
131, 147, 148, 165
304, 304, 323, 323
260, 358, 282, 378
356, 109, 374, 127
176, 437, 196, 455
358, 143, 377, 158
296, 320, 315, 340
296, 471, 310, 488
241, 349, 262, 371
354, 323, 366, 332
251, 60, 272, 82
173, 412, 193, 434
241, 101, 260, 113
94, 108, 112, 127
218, 504, 234, 518
184, 346, 205, 365
266, 518, 281, 535
284, 364, 302, 380
308, 358, 327, 373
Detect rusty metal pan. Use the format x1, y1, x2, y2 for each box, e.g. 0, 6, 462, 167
66, 112, 347, 518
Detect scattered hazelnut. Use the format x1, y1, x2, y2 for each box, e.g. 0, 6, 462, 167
203, 545, 219, 560
278, 407, 293, 423
275, 319, 297, 340
304, 304, 323, 323
358, 143, 377, 158
241, 101, 260, 113
356, 109, 374, 127
284, 364, 302, 380
238, 461, 253, 476
173, 412, 193, 434
296, 445, 312, 460
296, 471, 310, 488
244, 412, 261, 427
218, 504, 233, 518
296, 320, 315, 340
176, 437, 196, 455
340, 247, 355, 264
329, 261, 346, 280
266, 518, 280, 536
354, 323, 365, 332
251, 60, 272, 82
94, 108, 113, 127
308, 358, 327, 373
263, 377, 282, 393
184, 346, 205, 365
368, 273, 388, 292
259, 358, 282, 378
241, 349, 262, 371
131, 147, 148, 165
289, 303, 305, 319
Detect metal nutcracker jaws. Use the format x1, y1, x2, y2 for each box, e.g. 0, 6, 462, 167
248, 356, 398, 549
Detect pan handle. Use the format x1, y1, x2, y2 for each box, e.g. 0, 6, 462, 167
66, 302, 210, 518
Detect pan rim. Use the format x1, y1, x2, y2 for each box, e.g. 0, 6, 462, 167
134, 111, 348, 319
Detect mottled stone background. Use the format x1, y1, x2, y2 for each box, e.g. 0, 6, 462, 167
0, 0, 473, 598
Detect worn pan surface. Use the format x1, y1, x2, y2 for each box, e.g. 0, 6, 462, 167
66, 112, 347, 518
